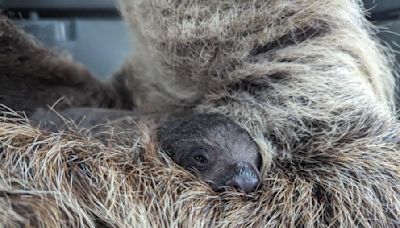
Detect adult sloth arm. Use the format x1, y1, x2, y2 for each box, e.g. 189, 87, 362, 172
0, 15, 131, 116
31, 107, 262, 193
120, 0, 395, 106
120, 0, 400, 225
120, 0, 397, 161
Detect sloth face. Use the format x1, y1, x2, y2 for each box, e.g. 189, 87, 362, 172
159, 113, 261, 193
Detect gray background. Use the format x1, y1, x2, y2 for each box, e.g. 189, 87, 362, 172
1, 0, 132, 79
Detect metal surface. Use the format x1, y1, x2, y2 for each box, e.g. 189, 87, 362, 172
2, 0, 117, 10
364, 0, 400, 13
378, 20, 400, 67
15, 18, 133, 79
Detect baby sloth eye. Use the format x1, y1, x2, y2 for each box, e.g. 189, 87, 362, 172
193, 154, 208, 164
190, 148, 210, 167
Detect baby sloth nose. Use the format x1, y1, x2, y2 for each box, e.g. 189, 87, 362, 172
225, 163, 260, 193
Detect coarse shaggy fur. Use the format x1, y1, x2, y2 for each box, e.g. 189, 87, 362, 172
1, 0, 400, 227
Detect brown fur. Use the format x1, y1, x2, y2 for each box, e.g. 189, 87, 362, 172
0, 0, 400, 227
30, 107, 140, 132
0, 17, 132, 116
31, 108, 262, 193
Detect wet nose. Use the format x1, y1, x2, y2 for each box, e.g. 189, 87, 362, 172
225, 175, 259, 193
225, 164, 260, 193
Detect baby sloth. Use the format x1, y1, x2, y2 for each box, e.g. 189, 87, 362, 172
158, 113, 261, 193
31, 108, 262, 193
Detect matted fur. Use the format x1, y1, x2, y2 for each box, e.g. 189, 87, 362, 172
1, 0, 400, 227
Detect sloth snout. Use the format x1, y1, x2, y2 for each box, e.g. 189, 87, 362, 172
225, 163, 260, 193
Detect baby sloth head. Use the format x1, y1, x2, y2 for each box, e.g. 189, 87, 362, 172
159, 113, 261, 193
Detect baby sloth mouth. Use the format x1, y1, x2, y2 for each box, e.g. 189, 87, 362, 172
215, 162, 261, 194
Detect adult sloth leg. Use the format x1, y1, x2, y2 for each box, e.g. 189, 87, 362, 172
0, 15, 127, 116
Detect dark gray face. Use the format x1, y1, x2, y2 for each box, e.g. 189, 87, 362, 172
158, 113, 261, 193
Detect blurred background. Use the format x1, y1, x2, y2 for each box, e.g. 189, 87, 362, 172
0, 0, 132, 79
0, 0, 400, 80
